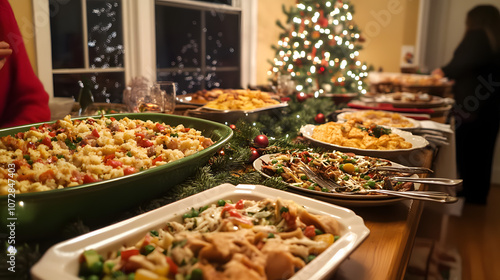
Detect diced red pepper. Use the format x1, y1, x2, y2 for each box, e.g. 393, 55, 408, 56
228, 209, 243, 219
304, 225, 316, 238
27, 142, 36, 150
106, 159, 123, 168
91, 128, 100, 138
181, 128, 190, 133
166, 256, 178, 275
120, 249, 140, 261
41, 137, 53, 149
235, 199, 245, 209
135, 132, 146, 138
152, 155, 163, 165
155, 123, 166, 132
48, 131, 56, 137
110, 117, 116, 121
86, 119, 95, 125
83, 174, 100, 184
15, 132, 24, 139
104, 154, 115, 162
30, 127, 36, 131
138, 138, 154, 148
123, 166, 137, 175
221, 203, 235, 216
39, 170, 55, 183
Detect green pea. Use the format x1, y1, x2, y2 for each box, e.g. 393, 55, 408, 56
268, 233, 275, 238
364, 175, 371, 180
141, 244, 155, 255
306, 255, 316, 263
271, 159, 278, 164
190, 268, 203, 280
308, 186, 315, 190
301, 175, 308, 180
342, 175, 349, 181
314, 229, 324, 235
217, 199, 226, 206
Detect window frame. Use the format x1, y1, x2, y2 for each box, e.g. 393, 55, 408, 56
32, 0, 257, 99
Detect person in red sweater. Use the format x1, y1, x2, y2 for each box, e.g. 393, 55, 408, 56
0, 0, 50, 128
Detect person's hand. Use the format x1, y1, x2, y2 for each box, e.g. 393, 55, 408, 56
0, 41, 13, 71
431, 68, 445, 79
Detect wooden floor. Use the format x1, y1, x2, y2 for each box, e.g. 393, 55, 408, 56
445, 185, 500, 280
405, 185, 500, 280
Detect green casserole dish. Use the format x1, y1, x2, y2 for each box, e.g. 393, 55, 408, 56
0, 113, 232, 239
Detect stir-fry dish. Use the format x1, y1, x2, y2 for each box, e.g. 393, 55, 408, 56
78, 198, 341, 280
260, 151, 414, 194
0, 115, 213, 194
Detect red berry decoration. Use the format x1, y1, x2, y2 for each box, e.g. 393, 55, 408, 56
253, 134, 269, 148
249, 148, 260, 162
315, 113, 326, 124
296, 92, 308, 103
229, 124, 236, 130
218, 149, 225, 156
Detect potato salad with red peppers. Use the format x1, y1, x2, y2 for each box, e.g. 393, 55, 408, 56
0, 115, 213, 194
78, 198, 341, 280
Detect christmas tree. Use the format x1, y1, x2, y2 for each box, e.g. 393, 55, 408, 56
269, 0, 371, 96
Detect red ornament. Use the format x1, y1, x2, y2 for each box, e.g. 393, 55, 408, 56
296, 92, 308, 102
317, 66, 326, 74
318, 17, 329, 28
218, 149, 225, 156
249, 148, 260, 162
253, 134, 269, 148
229, 124, 236, 130
315, 113, 326, 124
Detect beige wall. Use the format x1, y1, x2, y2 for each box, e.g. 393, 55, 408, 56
8, 0, 38, 75
255, 0, 420, 85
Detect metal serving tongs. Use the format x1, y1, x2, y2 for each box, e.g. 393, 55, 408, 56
369, 166, 434, 174
389, 176, 463, 186
298, 162, 458, 203
369, 166, 462, 186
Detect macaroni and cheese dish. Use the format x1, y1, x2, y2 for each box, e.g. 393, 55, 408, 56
0, 115, 213, 195
339, 110, 417, 128
312, 120, 412, 150
78, 198, 341, 280
204, 89, 280, 111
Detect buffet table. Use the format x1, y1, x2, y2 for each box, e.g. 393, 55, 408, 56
173, 105, 450, 280
331, 148, 433, 280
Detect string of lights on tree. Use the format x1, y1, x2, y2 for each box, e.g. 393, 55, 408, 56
269, 0, 372, 96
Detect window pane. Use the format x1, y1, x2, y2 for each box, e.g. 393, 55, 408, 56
157, 71, 203, 95
155, 6, 201, 69
87, 0, 124, 68
205, 70, 241, 89
50, 0, 84, 69
53, 72, 125, 103
205, 11, 240, 67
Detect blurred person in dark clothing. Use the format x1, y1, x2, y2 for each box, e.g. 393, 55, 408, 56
433, 5, 500, 205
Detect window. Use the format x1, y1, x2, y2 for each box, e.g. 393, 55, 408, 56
155, 1, 241, 94
48, 0, 126, 103
33, 0, 256, 101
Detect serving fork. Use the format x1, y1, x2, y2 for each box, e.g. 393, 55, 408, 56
298, 161, 458, 203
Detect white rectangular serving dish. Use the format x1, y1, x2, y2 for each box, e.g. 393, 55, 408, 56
31, 183, 370, 280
